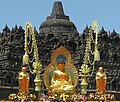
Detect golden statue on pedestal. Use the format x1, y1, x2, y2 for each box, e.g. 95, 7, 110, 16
50, 59, 74, 91
96, 67, 107, 94
18, 67, 29, 93
44, 46, 78, 93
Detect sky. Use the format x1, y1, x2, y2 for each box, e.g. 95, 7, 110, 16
0, 0, 120, 34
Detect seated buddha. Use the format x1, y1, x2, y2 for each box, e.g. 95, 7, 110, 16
49, 59, 74, 92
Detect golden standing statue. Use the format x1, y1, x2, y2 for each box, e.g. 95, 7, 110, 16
50, 59, 74, 92
96, 67, 106, 94
19, 67, 29, 93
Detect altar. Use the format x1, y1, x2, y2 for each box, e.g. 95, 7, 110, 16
5, 21, 119, 101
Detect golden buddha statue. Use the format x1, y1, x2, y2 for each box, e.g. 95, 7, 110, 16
18, 67, 29, 93
44, 46, 78, 93
96, 67, 107, 94
49, 59, 74, 92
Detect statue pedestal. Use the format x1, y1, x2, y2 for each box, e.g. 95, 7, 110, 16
81, 82, 88, 95
34, 78, 42, 91
80, 75, 88, 95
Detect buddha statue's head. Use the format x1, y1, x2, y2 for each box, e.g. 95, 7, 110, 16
98, 67, 103, 73
22, 67, 26, 73
57, 59, 65, 72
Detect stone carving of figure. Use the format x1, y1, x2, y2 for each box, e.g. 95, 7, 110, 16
50, 59, 74, 92
18, 67, 29, 93
96, 67, 107, 94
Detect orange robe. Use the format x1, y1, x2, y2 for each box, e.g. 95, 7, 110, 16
19, 72, 29, 93
96, 72, 106, 93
